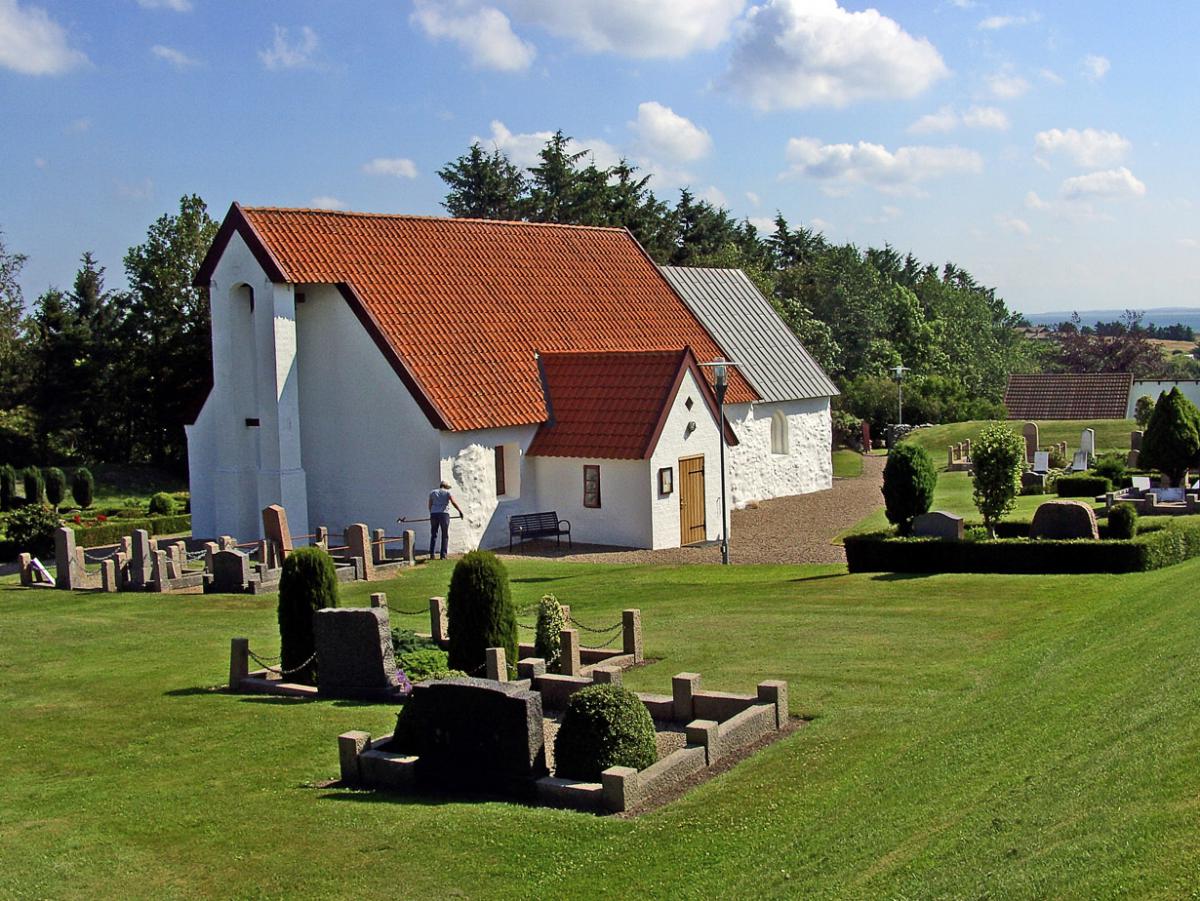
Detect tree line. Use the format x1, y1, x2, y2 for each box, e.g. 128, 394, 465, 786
0, 196, 218, 471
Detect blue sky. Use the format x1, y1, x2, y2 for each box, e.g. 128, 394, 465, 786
1, 0, 1196, 313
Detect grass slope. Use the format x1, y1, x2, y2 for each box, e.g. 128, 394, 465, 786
903, 419, 1137, 462
2, 560, 1198, 898
832, 449, 864, 479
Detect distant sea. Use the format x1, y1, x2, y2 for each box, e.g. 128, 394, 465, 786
1022, 307, 1200, 331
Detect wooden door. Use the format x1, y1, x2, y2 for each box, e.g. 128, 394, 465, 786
679, 455, 707, 545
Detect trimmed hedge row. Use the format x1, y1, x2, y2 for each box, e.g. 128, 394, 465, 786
1056, 474, 1112, 497
69, 514, 191, 548
844, 519, 1200, 574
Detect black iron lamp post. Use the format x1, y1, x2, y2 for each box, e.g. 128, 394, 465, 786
890, 363, 910, 426
701, 358, 739, 566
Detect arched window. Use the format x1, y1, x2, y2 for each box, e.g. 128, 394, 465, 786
770, 410, 789, 455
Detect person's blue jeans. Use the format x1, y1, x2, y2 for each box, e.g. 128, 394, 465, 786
429, 512, 451, 559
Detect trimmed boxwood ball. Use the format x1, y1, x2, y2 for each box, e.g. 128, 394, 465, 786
534, 593, 567, 670
447, 550, 517, 675
21, 466, 44, 505
1108, 502, 1138, 540
71, 467, 94, 509
43, 467, 66, 509
0, 464, 16, 511
277, 546, 339, 685
148, 491, 177, 516
554, 684, 658, 781
881, 442, 937, 535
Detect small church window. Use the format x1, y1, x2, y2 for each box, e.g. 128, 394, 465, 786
770, 411, 789, 455
583, 465, 601, 508
495, 445, 507, 496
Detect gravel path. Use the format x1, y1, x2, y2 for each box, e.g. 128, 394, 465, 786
497, 453, 885, 566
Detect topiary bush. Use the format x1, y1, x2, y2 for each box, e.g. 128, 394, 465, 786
277, 546, 339, 685
6, 503, 61, 558
148, 491, 177, 516
1108, 502, 1138, 539
881, 442, 937, 535
21, 466, 43, 505
0, 464, 15, 511
71, 467, 94, 509
43, 467, 66, 510
554, 684, 658, 781
971, 423, 1025, 537
446, 550, 517, 675
534, 593, 567, 670
1141, 387, 1200, 487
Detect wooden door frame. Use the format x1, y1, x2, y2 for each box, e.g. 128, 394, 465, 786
678, 454, 706, 546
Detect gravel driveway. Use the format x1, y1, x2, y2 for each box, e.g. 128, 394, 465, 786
497, 453, 885, 566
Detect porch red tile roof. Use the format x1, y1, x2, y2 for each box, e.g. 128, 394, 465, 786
1003, 372, 1133, 420
527, 349, 731, 459
197, 205, 756, 431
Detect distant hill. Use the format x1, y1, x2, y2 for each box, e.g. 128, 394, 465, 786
1023, 308, 1200, 331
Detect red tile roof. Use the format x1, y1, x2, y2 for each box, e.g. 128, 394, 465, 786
1004, 372, 1133, 420
196, 205, 756, 431
527, 349, 733, 459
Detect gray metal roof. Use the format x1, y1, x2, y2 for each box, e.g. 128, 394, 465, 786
659, 266, 839, 401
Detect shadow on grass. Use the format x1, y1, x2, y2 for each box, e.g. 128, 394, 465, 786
870, 572, 936, 581
164, 686, 404, 708
317, 783, 542, 811
786, 572, 852, 584
163, 685, 225, 697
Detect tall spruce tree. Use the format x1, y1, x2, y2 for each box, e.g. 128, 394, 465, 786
437, 143, 527, 220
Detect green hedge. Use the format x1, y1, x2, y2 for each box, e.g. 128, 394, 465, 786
844, 519, 1200, 575
69, 514, 191, 547
1056, 474, 1112, 497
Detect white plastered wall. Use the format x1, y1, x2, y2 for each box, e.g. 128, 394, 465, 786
294, 284, 441, 541
648, 369, 728, 549
530, 456, 651, 549
724, 397, 833, 508
188, 231, 308, 540
437, 425, 541, 554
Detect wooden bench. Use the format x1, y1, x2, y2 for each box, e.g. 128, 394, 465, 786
508, 512, 572, 552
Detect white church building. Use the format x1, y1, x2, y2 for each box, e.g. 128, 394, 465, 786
186, 205, 836, 554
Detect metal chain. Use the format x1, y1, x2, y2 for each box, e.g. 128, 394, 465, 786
517, 621, 537, 631
247, 649, 318, 677
568, 615, 623, 635
83, 548, 120, 562
390, 606, 427, 616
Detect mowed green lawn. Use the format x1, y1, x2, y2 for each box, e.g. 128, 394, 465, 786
903, 419, 1138, 462
2, 559, 1198, 899
832, 448, 864, 479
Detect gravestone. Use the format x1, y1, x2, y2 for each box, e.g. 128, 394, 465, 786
312, 606, 402, 700
1079, 428, 1096, 460
54, 527, 82, 590
861, 420, 872, 453
130, 529, 153, 588
1131, 475, 1151, 492
1071, 450, 1089, 472
1022, 422, 1039, 463
1033, 451, 1050, 473
210, 549, 251, 593
1127, 449, 1140, 469
1029, 500, 1099, 540
1131, 430, 1143, 451
262, 504, 293, 565
18, 552, 32, 586
912, 511, 964, 540
346, 523, 372, 581
1021, 471, 1046, 492
386, 677, 548, 792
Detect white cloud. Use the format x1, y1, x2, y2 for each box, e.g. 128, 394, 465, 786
1081, 53, 1110, 81
809, 216, 834, 232
362, 157, 419, 178
1178, 238, 1200, 249
151, 44, 199, 68
475, 120, 621, 170
745, 191, 760, 207
863, 204, 902, 224
0, 0, 87, 74
136, 0, 191, 11
503, 0, 744, 58
978, 12, 1040, 30
1034, 128, 1130, 168
1024, 190, 1050, 210
1060, 166, 1145, 201
987, 70, 1030, 99
1039, 67, 1064, 84
783, 137, 982, 195
310, 195, 348, 210
995, 214, 1031, 235
909, 104, 1008, 133
259, 25, 319, 71
700, 185, 727, 207
412, 1, 535, 72
629, 101, 712, 163
726, 0, 947, 110
747, 215, 776, 232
